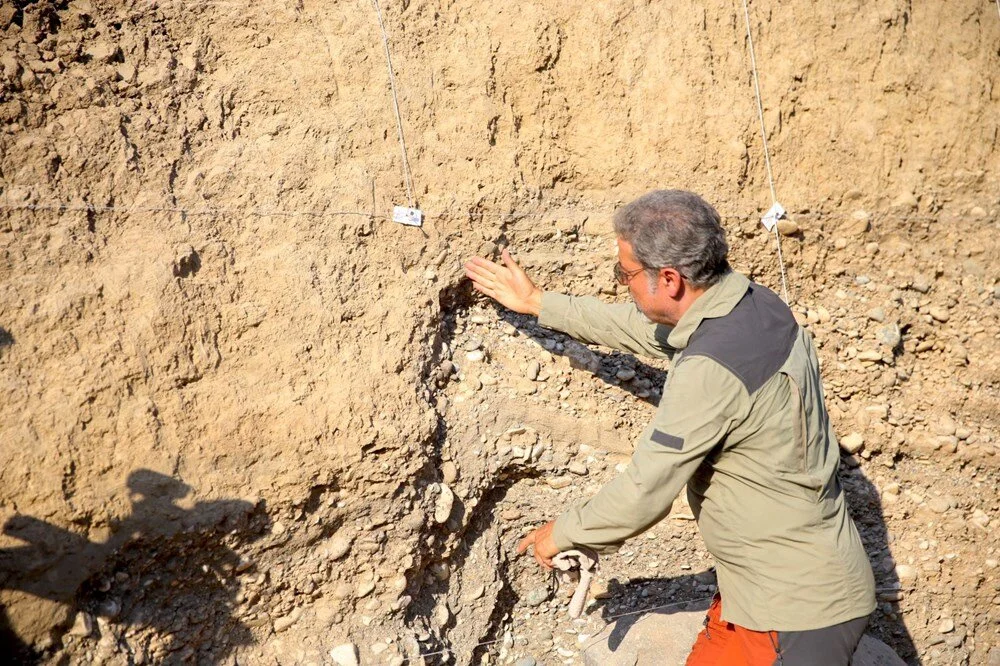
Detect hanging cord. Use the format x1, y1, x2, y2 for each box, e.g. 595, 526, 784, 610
739, 0, 790, 304
370, 0, 416, 208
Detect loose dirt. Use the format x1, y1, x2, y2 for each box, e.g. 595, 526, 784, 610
1, 1, 999, 665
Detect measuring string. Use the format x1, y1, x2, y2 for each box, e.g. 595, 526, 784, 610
739, 0, 791, 304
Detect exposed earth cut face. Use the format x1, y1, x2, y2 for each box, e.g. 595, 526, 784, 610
1, 1, 999, 664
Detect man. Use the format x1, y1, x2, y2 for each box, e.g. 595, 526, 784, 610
464, 190, 876, 665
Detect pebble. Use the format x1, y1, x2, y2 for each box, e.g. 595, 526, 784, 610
970, 509, 990, 529
891, 191, 918, 210
464, 584, 486, 601
517, 379, 537, 395
776, 219, 799, 236
615, 368, 636, 382
567, 461, 588, 476
273, 607, 301, 632
330, 643, 360, 666
526, 360, 540, 381
355, 577, 376, 598
502, 508, 522, 520
928, 306, 950, 323
324, 534, 352, 560
877, 324, 901, 348
934, 417, 957, 437
840, 432, 865, 454
845, 210, 871, 235
938, 618, 955, 634
514, 658, 537, 666
895, 564, 917, 582
68, 611, 94, 637
430, 562, 450, 581
470, 314, 490, 325
547, 476, 572, 489
434, 483, 455, 523
465, 350, 485, 362
479, 373, 498, 386
463, 337, 483, 351
927, 497, 951, 514
525, 587, 550, 606
867, 307, 886, 322
432, 602, 450, 627
857, 350, 882, 362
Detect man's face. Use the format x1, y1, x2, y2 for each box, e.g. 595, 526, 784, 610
616, 237, 673, 324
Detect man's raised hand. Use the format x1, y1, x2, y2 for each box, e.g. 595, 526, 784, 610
464, 249, 542, 316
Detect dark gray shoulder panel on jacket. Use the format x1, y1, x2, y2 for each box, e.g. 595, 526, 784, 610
681, 283, 798, 395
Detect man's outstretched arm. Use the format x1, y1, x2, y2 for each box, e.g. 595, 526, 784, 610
464, 250, 675, 359
549, 357, 747, 552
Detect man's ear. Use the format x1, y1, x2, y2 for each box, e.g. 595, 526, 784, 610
659, 267, 683, 298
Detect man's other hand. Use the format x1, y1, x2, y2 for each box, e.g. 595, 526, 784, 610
517, 520, 560, 569
464, 249, 542, 316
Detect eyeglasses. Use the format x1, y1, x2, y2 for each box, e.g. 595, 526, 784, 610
613, 263, 645, 286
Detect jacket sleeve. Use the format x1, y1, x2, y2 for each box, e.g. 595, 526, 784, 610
537, 292, 677, 360
550, 356, 748, 552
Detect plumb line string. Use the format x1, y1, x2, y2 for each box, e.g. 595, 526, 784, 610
739, 0, 791, 304
371, 0, 416, 209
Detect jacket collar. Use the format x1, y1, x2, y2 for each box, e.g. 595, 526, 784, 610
667, 271, 750, 350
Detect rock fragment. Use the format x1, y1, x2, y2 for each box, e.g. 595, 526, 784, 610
524, 587, 549, 606
273, 607, 301, 632
927, 497, 951, 514
776, 219, 799, 236
845, 210, 871, 235
840, 432, 865, 454
323, 534, 353, 560
615, 368, 636, 382
433, 483, 455, 523
877, 324, 901, 348
928, 307, 949, 323
867, 307, 886, 323
330, 643, 360, 666
68, 611, 94, 637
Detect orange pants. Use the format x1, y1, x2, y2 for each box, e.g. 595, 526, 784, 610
685, 595, 780, 665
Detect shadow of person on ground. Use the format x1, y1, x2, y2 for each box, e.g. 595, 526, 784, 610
0, 469, 269, 664
840, 458, 918, 662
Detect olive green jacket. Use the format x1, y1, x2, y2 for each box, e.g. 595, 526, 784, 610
538, 271, 876, 631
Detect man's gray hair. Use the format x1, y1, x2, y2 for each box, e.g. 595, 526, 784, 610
613, 190, 730, 288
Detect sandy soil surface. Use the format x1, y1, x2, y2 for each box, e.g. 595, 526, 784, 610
1, 0, 999, 664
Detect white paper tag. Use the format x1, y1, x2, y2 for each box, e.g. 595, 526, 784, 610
393, 206, 423, 227
760, 202, 786, 232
